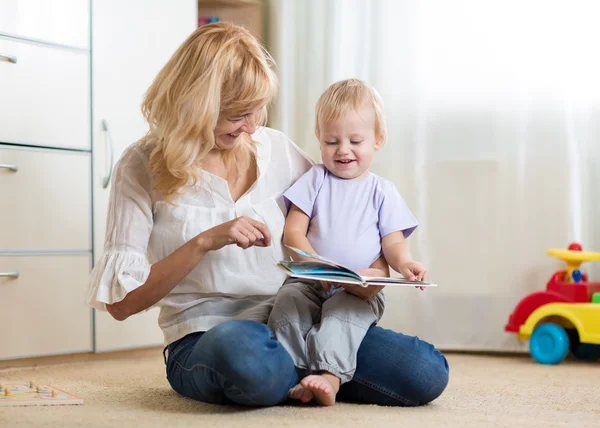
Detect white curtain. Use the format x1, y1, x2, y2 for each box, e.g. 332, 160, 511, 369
267, 0, 600, 352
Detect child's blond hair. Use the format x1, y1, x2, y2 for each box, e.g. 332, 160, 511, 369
315, 79, 387, 146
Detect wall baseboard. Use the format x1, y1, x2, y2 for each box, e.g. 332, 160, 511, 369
0, 347, 163, 371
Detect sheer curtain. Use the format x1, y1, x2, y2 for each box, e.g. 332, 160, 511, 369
267, 0, 600, 351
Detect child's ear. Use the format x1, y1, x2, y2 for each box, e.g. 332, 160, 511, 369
374, 135, 385, 151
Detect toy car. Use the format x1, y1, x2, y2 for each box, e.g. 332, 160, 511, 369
505, 243, 600, 364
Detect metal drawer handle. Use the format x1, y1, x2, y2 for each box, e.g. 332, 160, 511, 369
0, 272, 19, 279
0, 54, 17, 64
101, 120, 114, 189
0, 164, 18, 172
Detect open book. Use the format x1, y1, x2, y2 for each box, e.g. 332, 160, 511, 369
278, 246, 437, 288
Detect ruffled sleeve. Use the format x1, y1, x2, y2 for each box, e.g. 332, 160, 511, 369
86, 143, 154, 311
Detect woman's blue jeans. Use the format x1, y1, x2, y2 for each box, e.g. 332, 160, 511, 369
164, 320, 449, 406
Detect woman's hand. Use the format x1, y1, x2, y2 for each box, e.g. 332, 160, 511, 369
197, 216, 272, 251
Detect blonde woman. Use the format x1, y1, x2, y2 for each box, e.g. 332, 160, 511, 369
86, 23, 449, 407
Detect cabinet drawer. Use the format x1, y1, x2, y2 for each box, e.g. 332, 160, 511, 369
0, 38, 90, 150
0, 0, 89, 49
0, 254, 92, 359
0, 147, 91, 250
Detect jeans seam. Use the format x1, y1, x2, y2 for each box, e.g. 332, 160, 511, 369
350, 375, 414, 406
170, 356, 261, 406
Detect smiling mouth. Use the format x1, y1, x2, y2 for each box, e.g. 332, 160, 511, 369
335, 159, 355, 164
228, 133, 240, 138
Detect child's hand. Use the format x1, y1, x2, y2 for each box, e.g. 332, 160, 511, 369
399, 261, 427, 281
399, 261, 427, 290
319, 281, 331, 293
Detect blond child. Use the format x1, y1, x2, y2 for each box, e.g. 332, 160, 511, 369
267, 79, 427, 406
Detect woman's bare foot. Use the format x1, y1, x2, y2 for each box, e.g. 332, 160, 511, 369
288, 384, 314, 403
300, 373, 340, 406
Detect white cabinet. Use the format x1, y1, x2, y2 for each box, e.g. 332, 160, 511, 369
0, 1, 92, 361
91, 0, 197, 352
0, 255, 92, 360
0, 0, 197, 360
94, 310, 165, 353
0, 0, 89, 48
0, 147, 91, 250
0, 38, 89, 150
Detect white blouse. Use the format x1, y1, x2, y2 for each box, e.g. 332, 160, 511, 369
86, 127, 313, 345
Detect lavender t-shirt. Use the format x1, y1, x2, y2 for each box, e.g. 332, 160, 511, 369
283, 164, 418, 271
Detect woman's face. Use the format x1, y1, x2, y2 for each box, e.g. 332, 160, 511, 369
213, 108, 261, 150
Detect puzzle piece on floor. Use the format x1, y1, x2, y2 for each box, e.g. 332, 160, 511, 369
0, 381, 83, 406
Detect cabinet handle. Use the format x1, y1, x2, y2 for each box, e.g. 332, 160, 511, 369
0, 164, 18, 172
101, 120, 114, 189
0, 54, 17, 64
0, 272, 19, 279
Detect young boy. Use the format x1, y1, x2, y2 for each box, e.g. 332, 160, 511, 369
267, 79, 427, 406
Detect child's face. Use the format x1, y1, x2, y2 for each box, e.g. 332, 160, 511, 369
318, 104, 382, 180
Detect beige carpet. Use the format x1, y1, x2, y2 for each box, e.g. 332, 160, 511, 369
1, 352, 599, 428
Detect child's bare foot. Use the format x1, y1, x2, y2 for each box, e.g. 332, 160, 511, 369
288, 384, 314, 403
300, 373, 340, 406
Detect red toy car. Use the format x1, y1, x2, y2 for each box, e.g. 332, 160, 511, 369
505, 243, 600, 364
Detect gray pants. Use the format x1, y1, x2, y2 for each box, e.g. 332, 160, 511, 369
267, 279, 385, 384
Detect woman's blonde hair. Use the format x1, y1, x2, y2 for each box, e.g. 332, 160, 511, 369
141, 22, 277, 199
314, 78, 387, 146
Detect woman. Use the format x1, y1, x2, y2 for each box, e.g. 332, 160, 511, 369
87, 22, 449, 407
